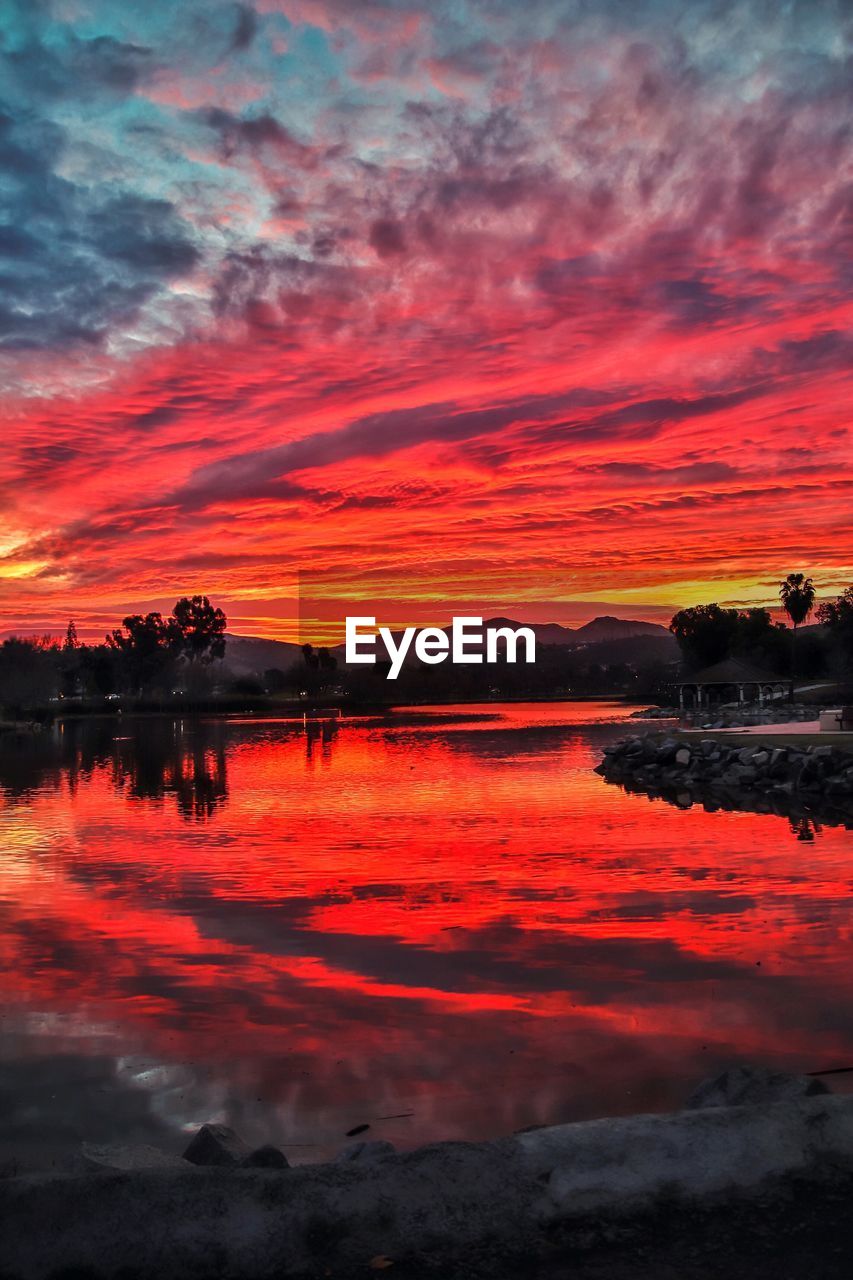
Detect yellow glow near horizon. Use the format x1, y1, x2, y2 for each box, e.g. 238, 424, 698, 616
594, 579, 791, 611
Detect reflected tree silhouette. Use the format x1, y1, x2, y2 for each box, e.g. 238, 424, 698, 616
173, 739, 228, 820
0, 718, 229, 820
108, 721, 229, 820
304, 717, 339, 765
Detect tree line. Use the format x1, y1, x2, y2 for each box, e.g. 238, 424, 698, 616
669, 574, 853, 676
0, 596, 226, 715
2, 576, 853, 718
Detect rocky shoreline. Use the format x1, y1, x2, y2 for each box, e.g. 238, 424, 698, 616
631, 702, 827, 728
596, 731, 853, 829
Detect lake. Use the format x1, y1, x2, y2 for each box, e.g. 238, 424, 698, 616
1, 702, 851, 1170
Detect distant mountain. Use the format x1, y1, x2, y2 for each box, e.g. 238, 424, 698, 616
220, 633, 303, 675
221, 615, 671, 676
485, 615, 670, 647
482, 617, 576, 646
572, 616, 670, 644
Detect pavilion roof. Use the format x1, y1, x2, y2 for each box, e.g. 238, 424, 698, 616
677, 658, 789, 686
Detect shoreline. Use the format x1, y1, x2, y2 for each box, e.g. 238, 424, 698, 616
3, 1077, 853, 1279
596, 728, 853, 829
35, 693, 641, 722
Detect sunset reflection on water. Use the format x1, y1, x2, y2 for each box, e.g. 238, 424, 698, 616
1, 703, 852, 1168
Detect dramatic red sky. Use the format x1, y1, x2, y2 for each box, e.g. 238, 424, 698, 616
0, 0, 851, 640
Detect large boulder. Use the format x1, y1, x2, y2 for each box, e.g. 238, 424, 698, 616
687, 1066, 829, 1110
183, 1123, 251, 1167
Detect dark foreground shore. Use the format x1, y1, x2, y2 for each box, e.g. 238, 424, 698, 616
5, 1169, 853, 1279
3, 1070, 853, 1280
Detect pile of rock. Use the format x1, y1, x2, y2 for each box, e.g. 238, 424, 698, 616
596, 733, 853, 825
630, 706, 680, 719
631, 703, 826, 728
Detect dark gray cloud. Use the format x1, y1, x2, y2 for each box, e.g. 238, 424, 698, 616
369, 218, 407, 258
5, 33, 151, 101
199, 107, 317, 165
0, 105, 198, 350
166, 385, 623, 512
228, 3, 258, 53
581, 460, 740, 485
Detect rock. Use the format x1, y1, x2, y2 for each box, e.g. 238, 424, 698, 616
687, 1066, 829, 1111
183, 1123, 251, 1167
597, 730, 853, 831
240, 1144, 289, 1169
80, 1142, 194, 1173
336, 1140, 397, 1164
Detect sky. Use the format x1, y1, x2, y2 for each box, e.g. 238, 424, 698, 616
0, 0, 851, 641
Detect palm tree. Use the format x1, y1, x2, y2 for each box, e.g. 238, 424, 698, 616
779, 573, 816, 682
779, 573, 816, 629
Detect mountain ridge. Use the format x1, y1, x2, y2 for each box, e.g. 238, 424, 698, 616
221, 616, 671, 673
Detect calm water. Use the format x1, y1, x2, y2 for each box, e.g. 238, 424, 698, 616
1, 702, 852, 1169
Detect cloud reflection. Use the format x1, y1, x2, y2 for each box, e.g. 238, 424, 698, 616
1, 706, 852, 1165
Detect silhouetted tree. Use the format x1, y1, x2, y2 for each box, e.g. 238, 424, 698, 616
817, 586, 853, 671
317, 647, 337, 671
0, 637, 58, 713
106, 612, 177, 693
670, 604, 790, 672
669, 604, 741, 668
779, 573, 816, 679
79, 644, 120, 696
732, 608, 789, 670
171, 596, 227, 665
104, 597, 226, 694
779, 573, 816, 630
301, 643, 320, 670
58, 622, 83, 695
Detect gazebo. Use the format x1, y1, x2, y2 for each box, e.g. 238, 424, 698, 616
676, 658, 793, 711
